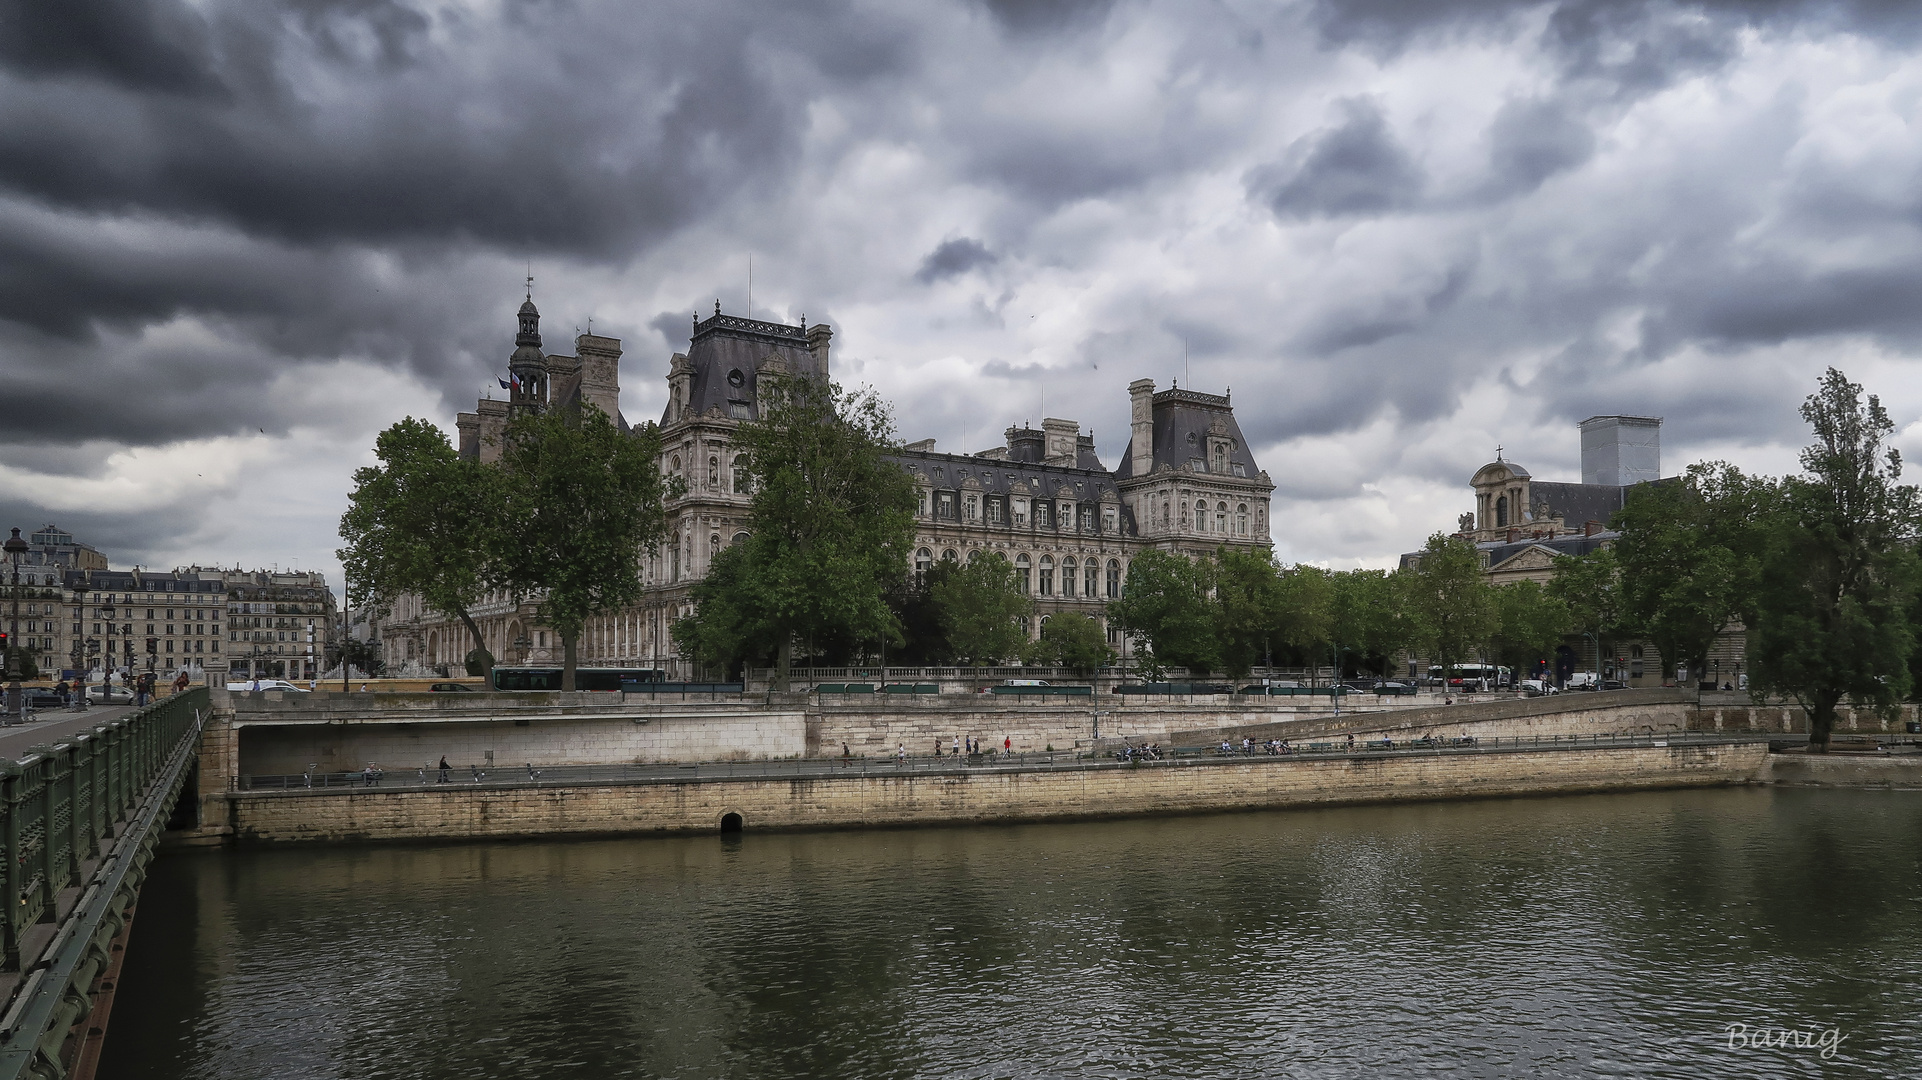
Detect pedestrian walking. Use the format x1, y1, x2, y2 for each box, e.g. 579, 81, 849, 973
471, 764, 484, 783
934, 738, 942, 757
1003, 735, 1011, 754
527, 762, 540, 780
952, 736, 961, 757
438, 756, 450, 783
897, 743, 907, 764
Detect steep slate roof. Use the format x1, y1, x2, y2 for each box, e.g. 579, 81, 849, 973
892, 449, 1140, 535
1480, 531, 1616, 569
666, 313, 822, 424
1529, 481, 1627, 528
1112, 387, 1262, 481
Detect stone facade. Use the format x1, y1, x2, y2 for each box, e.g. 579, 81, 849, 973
383, 297, 1276, 676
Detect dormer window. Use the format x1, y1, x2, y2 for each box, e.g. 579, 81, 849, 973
728, 400, 751, 418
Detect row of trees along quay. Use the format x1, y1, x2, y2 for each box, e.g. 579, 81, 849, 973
340, 367, 1919, 751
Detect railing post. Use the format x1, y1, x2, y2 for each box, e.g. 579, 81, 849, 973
0, 765, 19, 970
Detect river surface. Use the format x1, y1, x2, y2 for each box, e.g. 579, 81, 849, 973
104, 787, 1922, 1078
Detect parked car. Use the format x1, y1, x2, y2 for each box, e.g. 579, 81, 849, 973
24, 688, 65, 708
429, 682, 479, 692
1518, 679, 1560, 696
1599, 679, 1627, 691
88, 685, 133, 705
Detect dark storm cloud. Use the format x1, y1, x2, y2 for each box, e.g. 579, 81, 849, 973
0, 0, 221, 95
1252, 99, 1424, 219
915, 238, 998, 283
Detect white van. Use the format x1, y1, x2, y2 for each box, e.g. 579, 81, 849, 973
225, 680, 311, 692
1003, 679, 1051, 686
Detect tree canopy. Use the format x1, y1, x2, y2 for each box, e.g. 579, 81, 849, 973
1402, 533, 1496, 683
493, 404, 674, 690
337, 417, 499, 673
930, 553, 1030, 666
1105, 549, 1220, 677
674, 376, 917, 684
1748, 368, 1919, 749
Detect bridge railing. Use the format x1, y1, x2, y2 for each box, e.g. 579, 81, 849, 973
0, 687, 207, 1080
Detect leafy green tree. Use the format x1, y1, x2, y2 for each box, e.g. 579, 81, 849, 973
1490, 580, 1570, 680
494, 404, 674, 690
1749, 369, 1920, 751
1213, 547, 1284, 679
1402, 533, 1496, 685
1548, 547, 1621, 679
678, 376, 917, 687
1035, 611, 1115, 674
1106, 549, 1219, 676
1329, 569, 1412, 678
931, 553, 1030, 665
1612, 462, 1767, 683
337, 417, 499, 673
672, 544, 772, 679
1272, 564, 1334, 672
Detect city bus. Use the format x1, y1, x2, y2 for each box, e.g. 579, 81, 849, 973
1426, 663, 1511, 691
490, 667, 666, 691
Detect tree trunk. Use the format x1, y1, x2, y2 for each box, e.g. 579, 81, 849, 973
775, 637, 791, 693
456, 608, 491, 677
562, 631, 578, 692
1808, 697, 1835, 753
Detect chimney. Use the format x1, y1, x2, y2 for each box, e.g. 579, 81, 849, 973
1128, 379, 1155, 477
1585, 520, 1603, 537
806, 323, 833, 376
1506, 527, 1519, 543
1042, 418, 1079, 465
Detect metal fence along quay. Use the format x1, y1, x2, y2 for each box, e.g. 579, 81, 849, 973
235, 730, 1798, 794
0, 687, 207, 1080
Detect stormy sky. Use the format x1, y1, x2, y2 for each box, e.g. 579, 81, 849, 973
7, 0, 1922, 586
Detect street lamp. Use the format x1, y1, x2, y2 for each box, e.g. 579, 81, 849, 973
4, 528, 27, 718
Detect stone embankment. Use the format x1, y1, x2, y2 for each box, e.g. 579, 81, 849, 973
217, 738, 1771, 845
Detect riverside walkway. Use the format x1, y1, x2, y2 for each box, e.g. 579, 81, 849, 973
234, 730, 1792, 794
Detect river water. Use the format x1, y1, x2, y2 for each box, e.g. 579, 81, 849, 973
104, 787, 1922, 1078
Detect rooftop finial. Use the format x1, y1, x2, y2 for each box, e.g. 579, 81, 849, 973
715, 299, 721, 317
526, 262, 533, 301
1496, 444, 1504, 461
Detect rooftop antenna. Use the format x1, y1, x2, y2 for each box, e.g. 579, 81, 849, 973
748, 252, 753, 320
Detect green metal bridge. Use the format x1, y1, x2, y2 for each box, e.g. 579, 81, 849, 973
0, 688, 206, 1080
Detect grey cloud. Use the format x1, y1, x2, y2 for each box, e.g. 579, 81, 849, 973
1484, 97, 1594, 197
1252, 98, 1424, 219
977, 0, 1118, 35
915, 238, 998, 283
0, 0, 222, 95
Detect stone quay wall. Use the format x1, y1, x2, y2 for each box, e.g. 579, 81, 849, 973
1161, 688, 1694, 749
1687, 698, 1922, 736
220, 740, 1770, 845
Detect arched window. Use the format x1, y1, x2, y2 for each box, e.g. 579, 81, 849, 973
1237, 504, 1249, 536
733, 455, 748, 494
1496, 495, 1508, 527
967, 549, 982, 564
1015, 554, 1031, 594
965, 494, 978, 522
670, 454, 681, 477
1217, 502, 1227, 534
1196, 503, 1207, 531
915, 548, 932, 582
708, 456, 719, 486
1038, 555, 1054, 596
1109, 559, 1124, 598
733, 532, 750, 546
943, 548, 959, 563
1084, 560, 1098, 597
671, 537, 681, 582
1061, 557, 1077, 597
1213, 444, 1225, 473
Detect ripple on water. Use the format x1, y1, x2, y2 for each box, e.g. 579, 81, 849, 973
101, 786, 1922, 1080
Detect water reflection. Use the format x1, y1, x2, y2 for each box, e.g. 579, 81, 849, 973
105, 787, 1922, 1078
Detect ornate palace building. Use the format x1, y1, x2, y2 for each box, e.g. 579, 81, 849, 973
379, 296, 1274, 676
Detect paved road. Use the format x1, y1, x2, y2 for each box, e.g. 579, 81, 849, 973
0, 702, 140, 761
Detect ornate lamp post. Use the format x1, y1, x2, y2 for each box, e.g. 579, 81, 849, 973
4, 528, 26, 718
100, 595, 118, 701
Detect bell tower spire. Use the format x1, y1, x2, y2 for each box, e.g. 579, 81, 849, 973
509, 277, 547, 412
